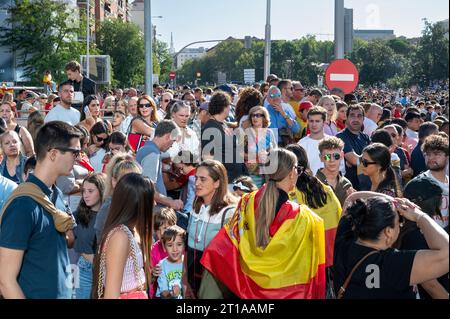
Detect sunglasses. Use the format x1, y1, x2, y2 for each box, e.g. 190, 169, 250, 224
251, 113, 265, 118
269, 93, 281, 98
55, 147, 81, 158
138, 103, 152, 108
361, 158, 378, 167
163, 99, 171, 103
95, 136, 107, 142
323, 153, 341, 161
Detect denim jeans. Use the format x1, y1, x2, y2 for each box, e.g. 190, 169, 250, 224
75, 255, 93, 299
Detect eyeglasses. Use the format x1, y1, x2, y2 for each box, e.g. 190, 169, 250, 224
251, 113, 265, 118
323, 153, 341, 161
138, 103, 152, 108
269, 93, 281, 98
95, 136, 107, 142
361, 158, 378, 167
55, 147, 81, 158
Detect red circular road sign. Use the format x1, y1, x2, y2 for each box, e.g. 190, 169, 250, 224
169, 71, 176, 79
325, 59, 359, 94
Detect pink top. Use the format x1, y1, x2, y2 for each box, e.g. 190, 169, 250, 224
150, 240, 168, 298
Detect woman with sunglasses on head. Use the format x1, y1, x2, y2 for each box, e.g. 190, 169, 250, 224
128, 95, 159, 152
360, 143, 402, 198
285, 144, 342, 296
88, 121, 111, 173
239, 106, 276, 188
79, 95, 113, 133
333, 191, 448, 299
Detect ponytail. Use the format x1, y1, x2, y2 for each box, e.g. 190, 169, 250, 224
256, 180, 278, 248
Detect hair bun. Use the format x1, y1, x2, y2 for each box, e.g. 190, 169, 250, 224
347, 199, 368, 231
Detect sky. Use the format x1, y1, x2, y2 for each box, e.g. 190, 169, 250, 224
148, 0, 449, 52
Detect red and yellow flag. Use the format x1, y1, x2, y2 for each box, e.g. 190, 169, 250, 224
289, 183, 342, 267
201, 188, 326, 299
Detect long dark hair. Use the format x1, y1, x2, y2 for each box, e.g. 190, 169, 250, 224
80, 95, 99, 122
285, 144, 327, 209
235, 87, 263, 124
76, 173, 106, 227
363, 143, 402, 197
92, 173, 154, 299
90, 121, 110, 150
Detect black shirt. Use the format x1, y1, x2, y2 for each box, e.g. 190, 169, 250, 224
336, 128, 370, 191
333, 216, 417, 299
400, 226, 449, 299
201, 119, 247, 182
71, 76, 96, 111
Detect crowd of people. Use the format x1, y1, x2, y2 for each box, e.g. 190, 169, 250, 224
0, 61, 448, 299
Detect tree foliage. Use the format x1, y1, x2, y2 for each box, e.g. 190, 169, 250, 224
0, 0, 95, 84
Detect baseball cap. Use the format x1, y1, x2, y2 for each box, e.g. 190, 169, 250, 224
299, 101, 314, 111
216, 84, 238, 96
25, 91, 38, 99
403, 174, 443, 205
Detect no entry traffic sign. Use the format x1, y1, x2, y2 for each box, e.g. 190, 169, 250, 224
169, 71, 176, 79
325, 59, 359, 94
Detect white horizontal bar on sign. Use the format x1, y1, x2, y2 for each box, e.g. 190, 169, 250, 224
330, 73, 354, 81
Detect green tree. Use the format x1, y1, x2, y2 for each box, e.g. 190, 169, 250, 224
0, 0, 94, 84
412, 20, 449, 84
96, 18, 145, 87
154, 39, 173, 83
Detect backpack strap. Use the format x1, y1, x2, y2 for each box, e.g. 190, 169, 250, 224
0, 182, 75, 233
14, 124, 21, 134
337, 250, 379, 299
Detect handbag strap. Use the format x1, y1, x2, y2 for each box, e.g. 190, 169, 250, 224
97, 225, 145, 298
337, 250, 379, 299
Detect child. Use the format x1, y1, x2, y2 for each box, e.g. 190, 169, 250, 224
174, 150, 197, 214
150, 207, 177, 298
156, 225, 186, 299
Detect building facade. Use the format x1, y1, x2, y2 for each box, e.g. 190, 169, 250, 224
354, 29, 395, 41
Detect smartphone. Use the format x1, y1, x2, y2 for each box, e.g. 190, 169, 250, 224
84, 106, 90, 114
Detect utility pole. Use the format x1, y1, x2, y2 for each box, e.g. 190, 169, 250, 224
264, 0, 271, 81
86, 0, 90, 77
144, 0, 153, 97
335, 0, 345, 59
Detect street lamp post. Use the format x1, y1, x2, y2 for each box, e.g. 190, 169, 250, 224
144, 0, 153, 96
86, 1, 90, 77
264, 0, 271, 81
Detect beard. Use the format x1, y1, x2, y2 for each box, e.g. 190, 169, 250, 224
428, 162, 447, 172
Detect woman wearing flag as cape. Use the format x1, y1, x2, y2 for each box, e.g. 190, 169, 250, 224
200, 148, 326, 299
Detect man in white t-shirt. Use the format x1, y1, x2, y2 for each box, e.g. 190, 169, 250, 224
421, 134, 449, 229
298, 106, 329, 175
363, 103, 382, 137
44, 81, 80, 126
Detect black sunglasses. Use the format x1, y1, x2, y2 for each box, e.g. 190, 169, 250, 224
95, 136, 107, 142
138, 103, 152, 108
55, 147, 81, 157
251, 113, 265, 118
361, 158, 378, 167
323, 153, 341, 161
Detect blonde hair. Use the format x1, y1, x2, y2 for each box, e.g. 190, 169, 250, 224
318, 95, 337, 122
104, 153, 142, 196
0, 130, 22, 150
248, 105, 270, 128
256, 148, 297, 248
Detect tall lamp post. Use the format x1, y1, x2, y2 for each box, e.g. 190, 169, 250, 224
264, 0, 271, 81
86, 1, 90, 77
144, 0, 153, 96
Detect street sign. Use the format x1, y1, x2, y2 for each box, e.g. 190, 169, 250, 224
244, 69, 255, 84
169, 71, 176, 79
324, 59, 359, 94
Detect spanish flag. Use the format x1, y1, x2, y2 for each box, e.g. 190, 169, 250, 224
201, 187, 326, 299
289, 183, 342, 267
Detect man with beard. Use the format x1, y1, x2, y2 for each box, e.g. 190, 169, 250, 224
414, 134, 449, 230
336, 104, 370, 190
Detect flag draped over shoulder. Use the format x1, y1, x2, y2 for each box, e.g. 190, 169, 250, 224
200, 187, 326, 299
289, 183, 342, 267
